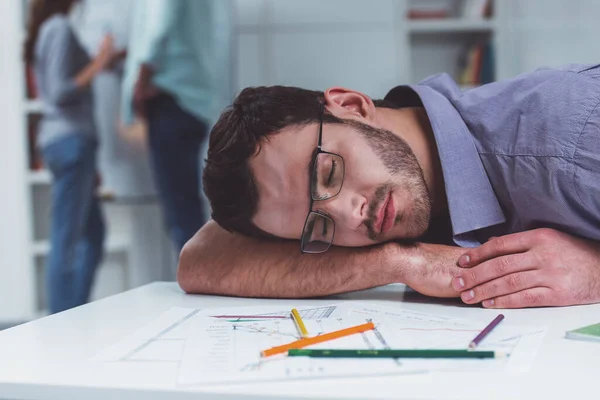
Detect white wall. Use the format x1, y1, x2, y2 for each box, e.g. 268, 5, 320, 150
504, 0, 600, 75
234, 0, 405, 99
234, 0, 600, 94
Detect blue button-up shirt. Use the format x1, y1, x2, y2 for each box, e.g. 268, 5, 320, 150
386, 64, 600, 247
122, 0, 232, 125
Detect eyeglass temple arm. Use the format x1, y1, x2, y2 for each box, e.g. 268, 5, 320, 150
317, 102, 324, 148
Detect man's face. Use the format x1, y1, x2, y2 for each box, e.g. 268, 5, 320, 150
250, 105, 432, 248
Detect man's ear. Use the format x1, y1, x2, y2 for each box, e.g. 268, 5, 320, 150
324, 87, 376, 122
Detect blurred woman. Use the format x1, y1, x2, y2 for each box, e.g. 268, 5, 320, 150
24, 0, 117, 313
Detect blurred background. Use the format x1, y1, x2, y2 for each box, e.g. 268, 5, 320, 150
1, 0, 599, 328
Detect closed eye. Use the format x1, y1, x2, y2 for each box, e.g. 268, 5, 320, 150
327, 159, 337, 187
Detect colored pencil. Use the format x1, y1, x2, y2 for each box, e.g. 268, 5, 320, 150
291, 308, 309, 338
287, 349, 507, 359
469, 314, 505, 349
261, 322, 375, 358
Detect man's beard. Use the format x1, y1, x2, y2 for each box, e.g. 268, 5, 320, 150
343, 119, 432, 241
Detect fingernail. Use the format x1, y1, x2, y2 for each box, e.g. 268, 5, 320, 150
459, 255, 470, 266
462, 290, 475, 301
453, 277, 465, 290
482, 299, 494, 308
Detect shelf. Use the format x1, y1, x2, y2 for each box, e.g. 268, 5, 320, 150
407, 19, 495, 34
31, 309, 49, 321
31, 236, 130, 257
24, 99, 43, 114
28, 170, 51, 185
28, 171, 123, 203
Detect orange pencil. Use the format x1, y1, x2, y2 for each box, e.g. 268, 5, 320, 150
260, 322, 375, 358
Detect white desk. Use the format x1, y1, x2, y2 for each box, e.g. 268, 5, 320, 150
1, 282, 599, 400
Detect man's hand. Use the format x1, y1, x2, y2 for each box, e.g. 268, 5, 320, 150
106, 49, 127, 70
133, 64, 159, 119
95, 34, 115, 70
452, 228, 600, 308
402, 243, 465, 298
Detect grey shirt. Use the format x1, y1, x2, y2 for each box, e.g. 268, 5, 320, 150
34, 14, 96, 148
385, 63, 600, 247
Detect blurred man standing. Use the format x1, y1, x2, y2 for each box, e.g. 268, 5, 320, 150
122, 0, 232, 252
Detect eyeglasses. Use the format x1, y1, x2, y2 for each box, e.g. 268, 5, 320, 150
300, 103, 345, 254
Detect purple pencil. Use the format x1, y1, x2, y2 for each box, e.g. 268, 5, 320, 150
469, 314, 505, 349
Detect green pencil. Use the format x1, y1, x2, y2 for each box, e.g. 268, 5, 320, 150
287, 349, 507, 359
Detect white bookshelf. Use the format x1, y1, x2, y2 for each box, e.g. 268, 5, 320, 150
406, 19, 496, 34
233, 0, 508, 100
24, 98, 43, 113
401, 1, 502, 87
0, 0, 35, 322
28, 169, 51, 185
31, 235, 130, 257
23, 98, 134, 304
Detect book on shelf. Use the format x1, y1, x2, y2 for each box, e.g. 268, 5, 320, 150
408, 0, 492, 20
407, 2, 450, 20
458, 41, 495, 87
28, 114, 43, 171
407, 9, 449, 20
25, 63, 38, 99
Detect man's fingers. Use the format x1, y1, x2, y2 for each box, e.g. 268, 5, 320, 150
481, 287, 554, 309
133, 101, 145, 119
452, 253, 536, 292
133, 90, 146, 119
146, 85, 159, 97
459, 270, 541, 304
458, 231, 534, 268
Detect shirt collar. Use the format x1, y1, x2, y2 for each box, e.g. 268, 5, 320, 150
384, 78, 506, 246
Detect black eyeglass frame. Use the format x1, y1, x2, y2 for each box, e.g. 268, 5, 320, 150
300, 103, 346, 254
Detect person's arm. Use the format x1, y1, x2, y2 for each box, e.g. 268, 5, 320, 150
177, 221, 466, 298
130, 0, 179, 118
137, 0, 178, 68
73, 35, 115, 88
43, 23, 113, 105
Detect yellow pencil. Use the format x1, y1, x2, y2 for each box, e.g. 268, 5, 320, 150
291, 308, 309, 338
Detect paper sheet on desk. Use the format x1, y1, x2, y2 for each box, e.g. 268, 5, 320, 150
346, 304, 547, 373
91, 307, 199, 363
91, 303, 546, 386
92, 305, 346, 364
177, 305, 423, 386
92, 304, 366, 364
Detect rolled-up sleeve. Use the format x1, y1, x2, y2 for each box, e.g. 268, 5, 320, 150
137, 0, 179, 68
42, 22, 81, 106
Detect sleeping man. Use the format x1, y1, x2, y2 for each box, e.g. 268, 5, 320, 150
178, 63, 600, 309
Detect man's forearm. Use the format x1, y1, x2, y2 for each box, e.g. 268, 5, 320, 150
177, 221, 412, 298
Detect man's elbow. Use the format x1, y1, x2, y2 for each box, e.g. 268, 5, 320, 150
176, 241, 207, 294
47, 85, 78, 107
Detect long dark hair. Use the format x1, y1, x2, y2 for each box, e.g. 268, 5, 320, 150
23, 0, 77, 63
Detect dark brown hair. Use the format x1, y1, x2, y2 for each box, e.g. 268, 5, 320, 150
203, 86, 398, 238
23, 0, 77, 63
